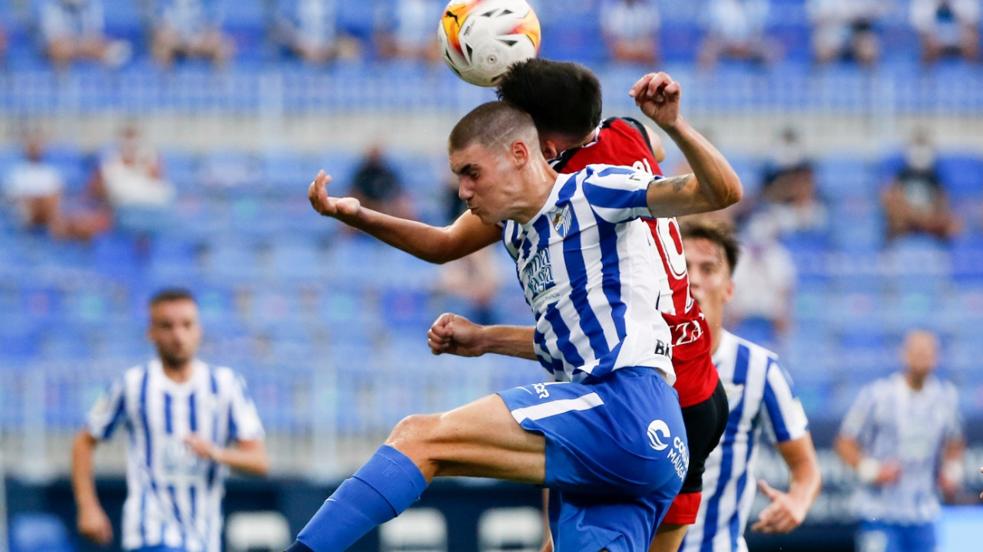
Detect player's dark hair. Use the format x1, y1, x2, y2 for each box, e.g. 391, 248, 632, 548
449, 101, 537, 151
680, 219, 741, 274
149, 287, 197, 307
496, 58, 602, 139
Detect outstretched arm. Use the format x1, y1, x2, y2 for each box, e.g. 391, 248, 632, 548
752, 434, 821, 534
629, 73, 743, 218
428, 313, 538, 361
308, 171, 500, 264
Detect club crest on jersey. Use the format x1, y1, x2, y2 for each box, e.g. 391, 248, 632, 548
549, 204, 572, 237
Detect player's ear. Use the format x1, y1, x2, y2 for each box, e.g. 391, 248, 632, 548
510, 139, 529, 166
723, 278, 735, 304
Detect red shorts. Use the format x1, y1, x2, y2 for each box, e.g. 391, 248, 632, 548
664, 491, 702, 525
665, 311, 718, 407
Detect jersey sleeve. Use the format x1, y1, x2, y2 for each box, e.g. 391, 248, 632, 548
760, 358, 809, 443
581, 166, 656, 224
941, 383, 964, 443
838, 383, 875, 441
228, 372, 265, 442
86, 377, 127, 441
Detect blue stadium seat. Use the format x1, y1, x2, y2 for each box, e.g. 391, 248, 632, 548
937, 154, 983, 200
10, 512, 74, 552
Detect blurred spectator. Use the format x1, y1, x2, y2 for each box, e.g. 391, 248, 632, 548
269, 0, 360, 65
881, 130, 961, 242
151, 0, 235, 68
727, 216, 795, 345
3, 130, 108, 240
375, 0, 440, 62
758, 128, 828, 234
700, 0, 778, 69
808, 0, 888, 66
88, 124, 175, 235
39, 0, 131, 69
349, 145, 414, 219
601, 0, 659, 64
911, 0, 980, 63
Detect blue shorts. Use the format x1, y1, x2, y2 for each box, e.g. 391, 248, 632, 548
857, 521, 937, 552
498, 367, 688, 551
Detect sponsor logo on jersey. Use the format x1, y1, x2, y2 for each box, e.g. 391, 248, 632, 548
523, 248, 556, 297
647, 419, 670, 451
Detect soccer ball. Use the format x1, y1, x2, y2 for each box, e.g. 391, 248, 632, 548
437, 0, 542, 87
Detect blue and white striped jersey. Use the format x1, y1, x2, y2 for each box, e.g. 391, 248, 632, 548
87, 359, 264, 552
682, 331, 809, 552
501, 164, 673, 384
839, 372, 962, 524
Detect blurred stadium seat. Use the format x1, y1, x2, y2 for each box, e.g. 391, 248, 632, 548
379, 508, 448, 552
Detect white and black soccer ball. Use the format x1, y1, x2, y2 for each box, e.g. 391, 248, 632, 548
437, 0, 542, 87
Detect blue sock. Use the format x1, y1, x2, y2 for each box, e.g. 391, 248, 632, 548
294, 445, 428, 551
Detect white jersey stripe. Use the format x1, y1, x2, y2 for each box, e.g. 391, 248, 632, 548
510, 392, 605, 423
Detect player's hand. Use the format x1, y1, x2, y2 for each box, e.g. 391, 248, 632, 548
750, 480, 807, 534
875, 461, 902, 486
427, 313, 486, 357
307, 170, 361, 220
78, 502, 113, 545
628, 72, 682, 130
979, 467, 983, 499
185, 434, 219, 462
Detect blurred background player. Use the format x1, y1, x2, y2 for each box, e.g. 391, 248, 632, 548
677, 219, 820, 551
71, 288, 269, 551
835, 329, 964, 552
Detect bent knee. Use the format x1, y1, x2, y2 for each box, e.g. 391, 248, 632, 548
386, 413, 441, 450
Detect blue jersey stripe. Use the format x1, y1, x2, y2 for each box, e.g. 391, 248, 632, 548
163, 392, 173, 434
761, 358, 791, 441
189, 484, 197, 524
533, 324, 564, 375
728, 416, 759, 547
189, 392, 198, 433
544, 302, 585, 369
139, 486, 147, 544
594, 205, 627, 350
168, 484, 186, 548
583, 182, 649, 211
701, 344, 751, 552
549, 178, 610, 361
207, 370, 220, 489
102, 385, 127, 440
228, 400, 238, 442
596, 166, 636, 177
139, 366, 153, 470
